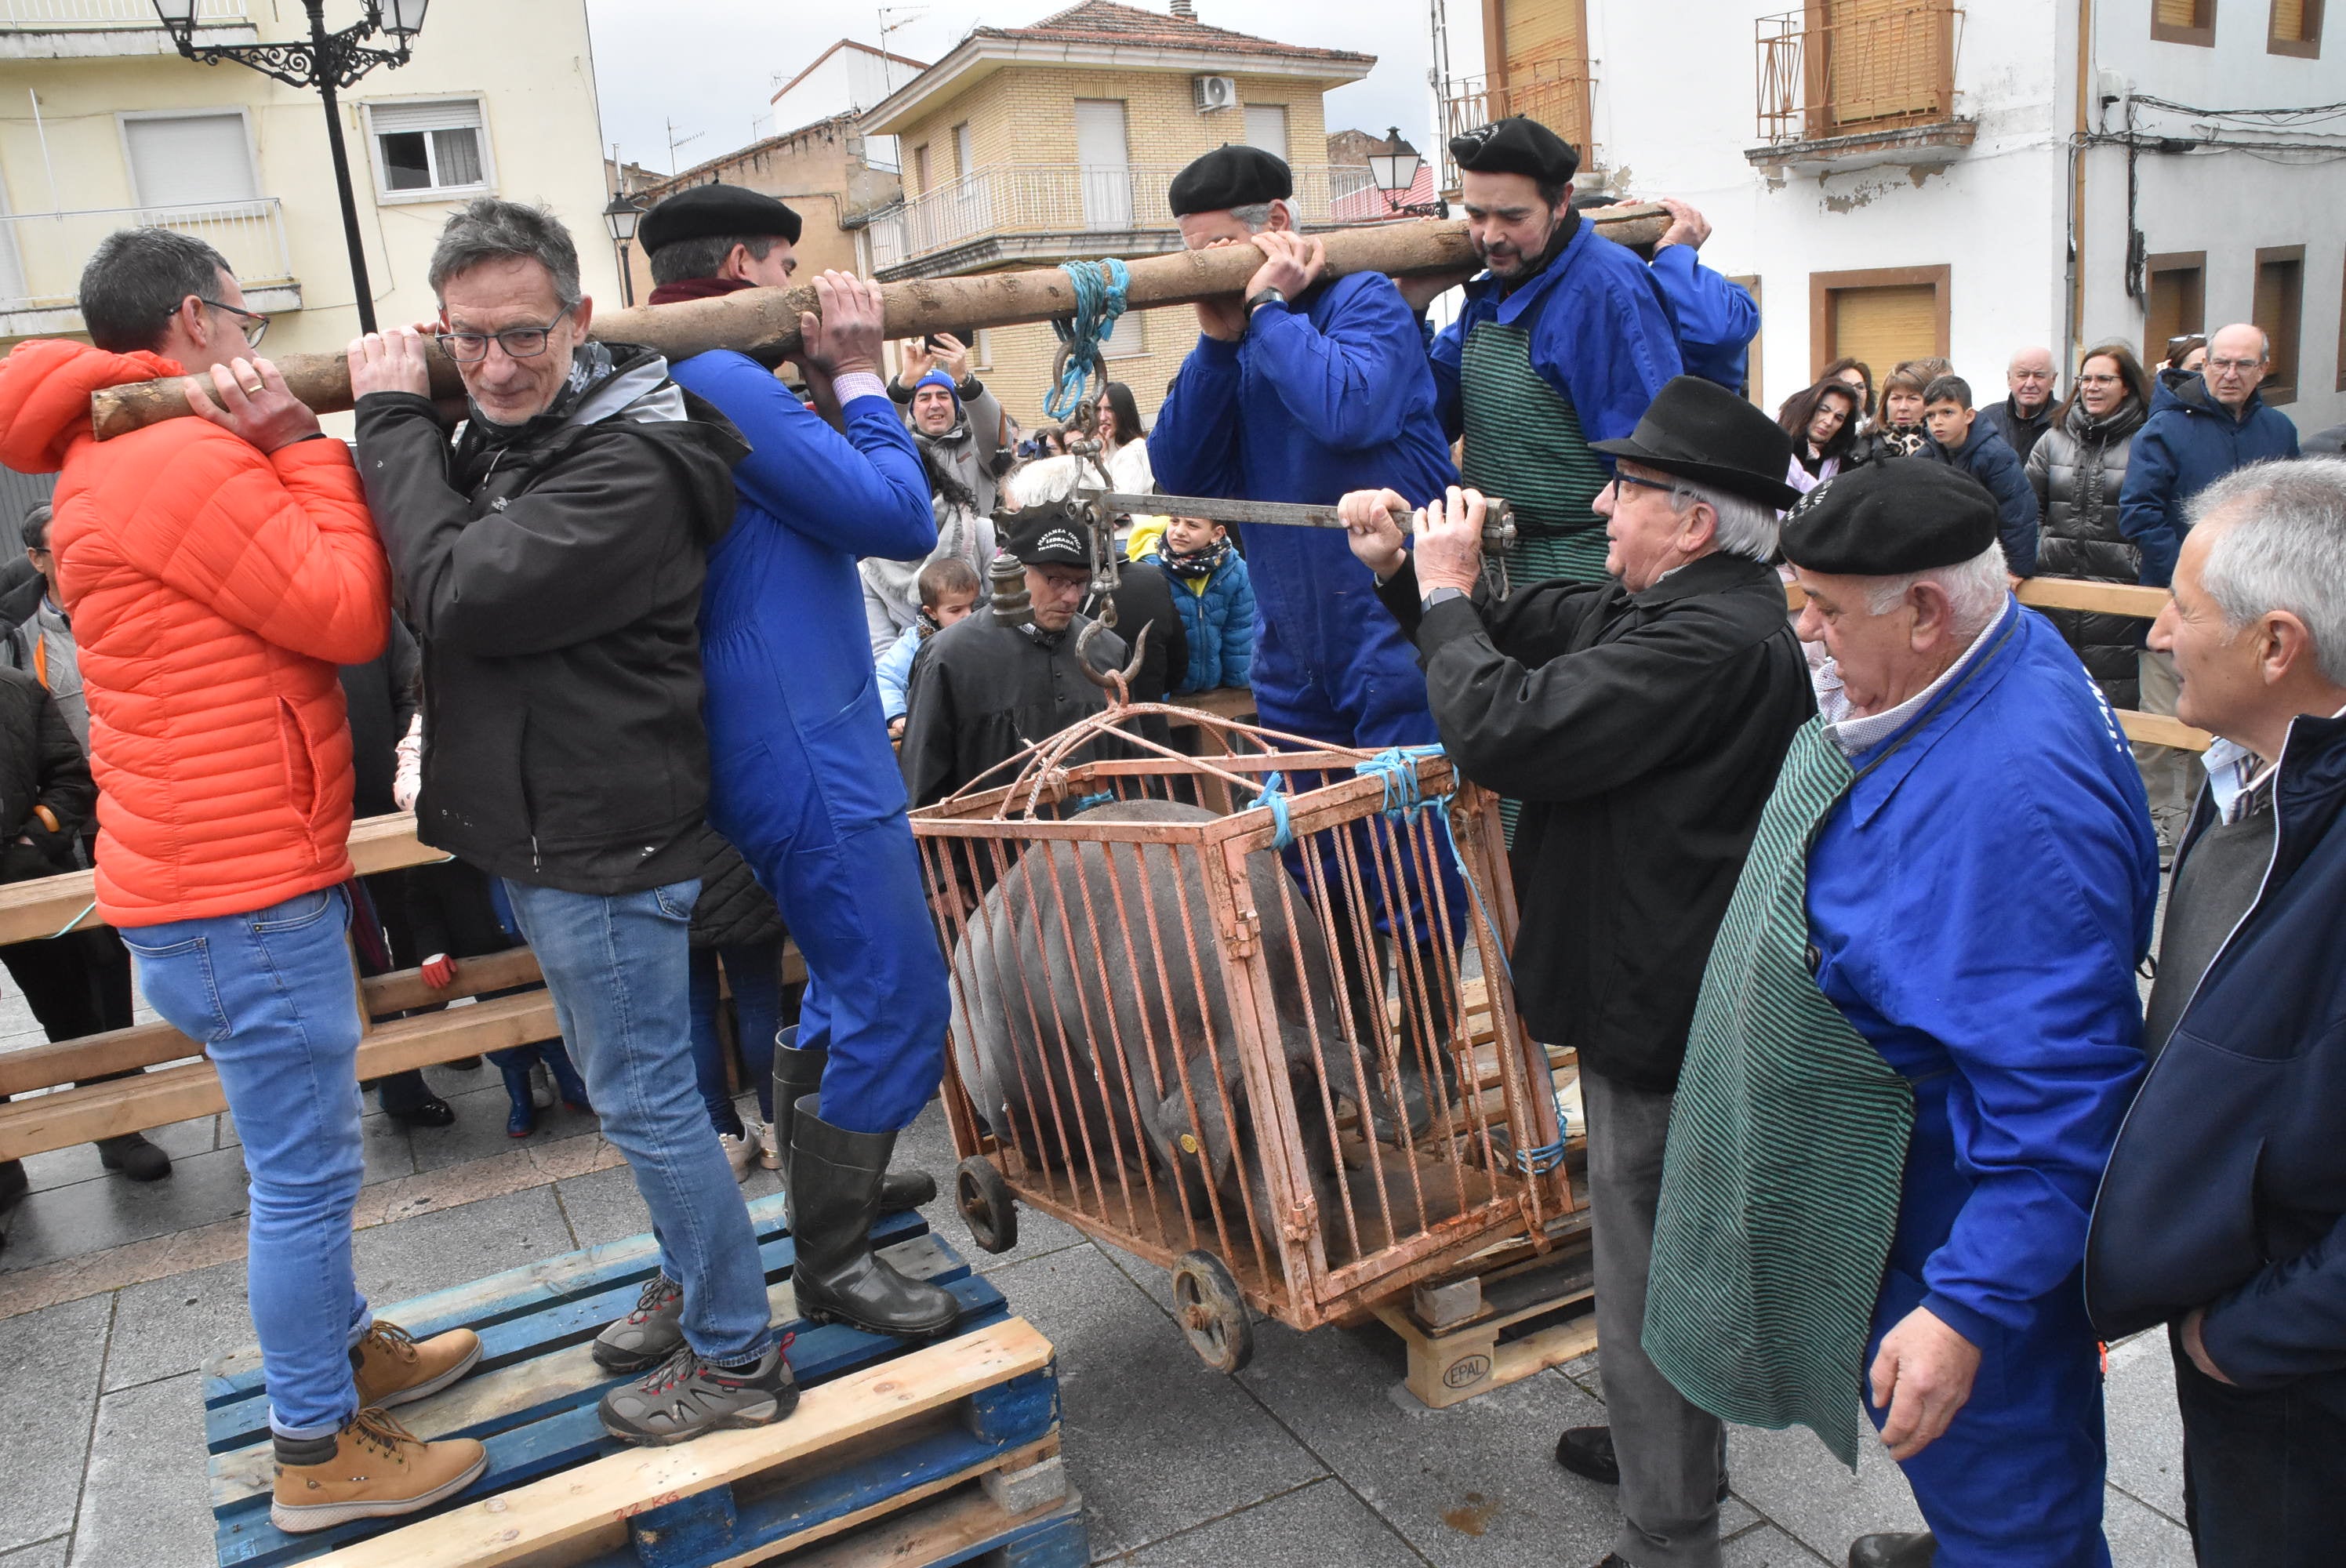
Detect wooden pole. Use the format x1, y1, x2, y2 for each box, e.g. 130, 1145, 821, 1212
89, 209, 1667, 441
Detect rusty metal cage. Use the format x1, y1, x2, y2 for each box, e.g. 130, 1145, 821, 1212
911, 702, 1577, 1362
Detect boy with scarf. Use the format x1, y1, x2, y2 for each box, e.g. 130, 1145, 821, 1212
1128, 513, 1254, 693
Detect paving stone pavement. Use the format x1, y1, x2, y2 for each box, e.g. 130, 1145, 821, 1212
0, 990, 2198, 1566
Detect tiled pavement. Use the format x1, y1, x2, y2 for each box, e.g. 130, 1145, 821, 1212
0, 1038, 2195, 1567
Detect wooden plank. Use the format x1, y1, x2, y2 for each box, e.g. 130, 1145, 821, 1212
307, 1319, 1057, 1568
2119, 710, 2213, 751
746, 1484, 1087, 1568
2016, 577, 2174, 619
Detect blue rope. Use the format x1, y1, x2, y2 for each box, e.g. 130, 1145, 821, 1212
51, 899, 95, 939
1257, 771, 1295, 850
1072, 790, 1116, 814
1044, 257, 1131, 422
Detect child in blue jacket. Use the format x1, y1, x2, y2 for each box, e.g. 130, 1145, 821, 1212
1129, 514, 1254, 693
877, 555, 982, 735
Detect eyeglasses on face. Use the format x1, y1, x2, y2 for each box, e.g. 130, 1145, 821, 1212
1610, 471, 1680, 499
180, 296, 268, 347
435, 303, 574, 363
2205, 357, 2265, 376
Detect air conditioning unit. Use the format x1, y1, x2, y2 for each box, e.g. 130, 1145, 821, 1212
1193, 75, 1238, 113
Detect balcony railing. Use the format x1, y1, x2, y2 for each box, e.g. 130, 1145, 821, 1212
0, 0, 244, 24
866, 163, 1378, 270
1756, 1, 1962, 146
1438, 59, 1591, 154
0, 198, 291, 317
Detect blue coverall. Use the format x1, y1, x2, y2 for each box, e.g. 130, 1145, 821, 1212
1807, 602, 2158, 1567
1647, 244, 1759, 395
670, 353, 949, 1134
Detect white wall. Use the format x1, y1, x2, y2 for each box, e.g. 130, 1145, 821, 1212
772, 44, 913, 169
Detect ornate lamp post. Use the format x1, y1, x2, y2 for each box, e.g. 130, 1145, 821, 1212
149, 0, 430, 332
1368, 126, 1447, 220
602, 191, 643, 308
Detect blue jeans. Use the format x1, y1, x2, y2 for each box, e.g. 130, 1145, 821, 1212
500, 879, 775, 1364
118, 887, 370, 1439
688, 942, 783, 1131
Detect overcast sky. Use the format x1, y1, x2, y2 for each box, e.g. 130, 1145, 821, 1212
583, 0, 1479, 176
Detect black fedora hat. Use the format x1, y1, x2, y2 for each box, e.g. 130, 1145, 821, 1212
1589, 376, 1799, 510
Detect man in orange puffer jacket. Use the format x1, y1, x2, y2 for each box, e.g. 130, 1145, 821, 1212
0, 227, 488, 1532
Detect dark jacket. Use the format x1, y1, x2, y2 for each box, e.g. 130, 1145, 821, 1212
692, 828, 783, 951
2028, 395, 2148, 707
0, 663, 92, 884
354, 345, 747, 895
1377, 550, 1814, 1091
2087, 713, 2346, 1406
2118, 369, 2301, 587
338, 619, 421, 821
1978, 394, 2054, 467
899, 612, 1124, 809
2304, 422, 2346, 457
402, 855, 520, 962
1923, 418, 2039, 575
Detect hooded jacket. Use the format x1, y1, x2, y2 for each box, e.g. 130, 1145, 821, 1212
2118, 369, 2301, 587
354, 343, 746, 895
1922, 416, 2040, 575
0, 339, 389, 924
2028, 394, 2148, 707
1128, 516, 1253, 693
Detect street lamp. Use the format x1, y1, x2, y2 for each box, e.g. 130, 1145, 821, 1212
149, 0, 431, 333
602, 192, 643, 308
1368, 126, 1447, 220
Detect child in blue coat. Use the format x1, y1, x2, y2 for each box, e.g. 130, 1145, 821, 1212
1129, 514, 1254, 694
877, 556, 982, 735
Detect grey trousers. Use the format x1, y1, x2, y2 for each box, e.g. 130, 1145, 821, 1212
2136, 649, 2198, 837
1585, 1067, 1725, 1568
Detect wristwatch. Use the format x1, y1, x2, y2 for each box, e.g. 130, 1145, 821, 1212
1421, 586, 1469, 610
1244, 285, 1288, 317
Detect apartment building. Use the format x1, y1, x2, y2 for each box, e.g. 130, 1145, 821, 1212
1445, 0, 2346, 429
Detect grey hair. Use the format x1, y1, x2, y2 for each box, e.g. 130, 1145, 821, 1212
2192, 456, 2346, 685
1227, 198, 1295, 234
648, 231, 782, 286
1863, 542, 2010, 637
427, 198, 582, 307
1666, 478, 1778, 564
77, 227, 231, 354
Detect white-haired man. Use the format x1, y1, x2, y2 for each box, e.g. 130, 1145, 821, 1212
1643, 460, 2159, 1568
2088, 458, 2346, 1568
1342, 376, 1815, 1568
1977, 345, 2057, 465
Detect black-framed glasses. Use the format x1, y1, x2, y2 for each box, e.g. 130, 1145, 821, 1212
1609, 471, 1679, 499
183, 296, 268, 348
435, 304, 573, 363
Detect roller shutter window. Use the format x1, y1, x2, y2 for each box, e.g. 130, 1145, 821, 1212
2152, 0, 2215, 44
2269, 0, 2324, 55
369, 99, 487, 196
1244, 104, 1289, 162
125, 113, 260, 207
2253, 246, 2304, 404
1498, 0, 1589, 150
1831, 283, 1937, 379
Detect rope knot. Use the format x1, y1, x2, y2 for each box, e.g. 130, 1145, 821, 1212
1046, 257, 1131, 422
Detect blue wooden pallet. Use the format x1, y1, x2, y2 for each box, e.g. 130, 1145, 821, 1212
201, 1193, 1082, 1568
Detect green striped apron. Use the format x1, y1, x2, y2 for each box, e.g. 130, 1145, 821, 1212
1640, 716, 1914, 1471
1458, 319, 1614, 586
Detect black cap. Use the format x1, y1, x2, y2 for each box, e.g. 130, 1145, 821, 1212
1003, 503, 1094, 568
1587, 376, 1801, 510
638, 182, 802, 255
1168, 144, 1294, 217
1779, 461, 2000, 576
1448, 116, 1580, 187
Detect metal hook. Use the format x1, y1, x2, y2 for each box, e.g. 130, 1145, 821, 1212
1077, 619, 1151, 705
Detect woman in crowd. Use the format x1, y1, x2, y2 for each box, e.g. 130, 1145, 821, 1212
1876, 360, 1942, 456
2164, 334, 2208, 379
2028, 340, 2154, 709
1820, 355, 1876, 432
1095, 381, 1155, 494
1777, 378, 1865, 495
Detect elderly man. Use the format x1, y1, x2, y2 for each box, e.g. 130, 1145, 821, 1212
347, 199, 795, 1447
1645, 462, 2159, 1568
1342, 377, 1814, 1568
1977, 345, 2057, 465
1148, 142, 1466, 1138
862, 332, 1005, 657
2087, 458, 2346, 1567
638, 183, 953, 1332
2121, 322, 2301, 855
0, 227, 483, 1526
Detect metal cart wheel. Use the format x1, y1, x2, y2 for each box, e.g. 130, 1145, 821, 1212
1170, 1250, 1254, 1374
954, 1156, 1019, 1254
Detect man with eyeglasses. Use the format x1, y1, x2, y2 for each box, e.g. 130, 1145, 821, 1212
0, 225, 492, 1528
2119, 322, 2299, 851
1339, 377, 1813, 1568
347, 198, 799, 1449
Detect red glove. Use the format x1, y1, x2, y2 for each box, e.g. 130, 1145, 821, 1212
421, 953, 456, 989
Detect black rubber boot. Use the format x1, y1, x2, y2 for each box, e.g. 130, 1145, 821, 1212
1847, 1533, 1936, 1568
772, 1030, 936, 1212
786, 1094, 961, 1340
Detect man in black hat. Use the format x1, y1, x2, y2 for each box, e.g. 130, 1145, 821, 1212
1642, 461, 2158, 1568
1342, 376, 1814, 1568
1407, 115, 1683, 587
898, 503, 1128, 812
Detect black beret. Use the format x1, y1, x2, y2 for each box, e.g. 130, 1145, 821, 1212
1448, 115, 1580, 187
1779, 460, 2000, 577
637, 182, 802, 254
1003, 503, 1094, 568
1168, 144, 1293, 218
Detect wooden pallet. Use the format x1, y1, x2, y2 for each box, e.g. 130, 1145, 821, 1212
202, 1193, 1088, 1568
1373, 1222, 1598, 1410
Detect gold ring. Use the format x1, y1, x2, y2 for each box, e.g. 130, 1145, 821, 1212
242, 382, 263, 394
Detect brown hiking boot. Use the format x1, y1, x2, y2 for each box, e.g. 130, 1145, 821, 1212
270, 1408, 488, 1533
352, 1320, 482, 1410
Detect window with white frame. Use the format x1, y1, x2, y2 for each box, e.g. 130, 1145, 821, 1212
365, 99, 490, 199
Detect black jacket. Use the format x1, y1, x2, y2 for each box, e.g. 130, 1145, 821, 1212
1379, 551, 1814, 1091
354, 346, 747, 895
899, 612, 1124, 809
0, 664, 93, 884
692, 828, 784, 950
1978, 394, 2054, 467
338, 619, 421, 820
2087, 713, 2346, 1405
2028, 396, 2148, 708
